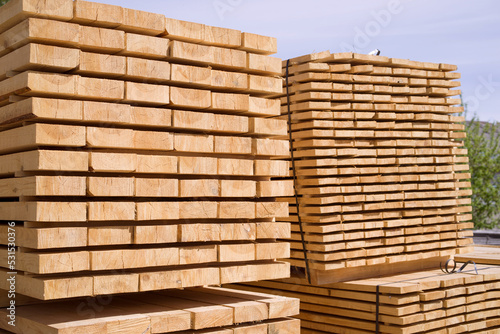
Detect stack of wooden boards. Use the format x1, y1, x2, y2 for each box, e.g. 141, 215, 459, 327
233, 265, 500, 333
274, 51, 474, 284
0, 0, 295, 302
0, 287, 300, 334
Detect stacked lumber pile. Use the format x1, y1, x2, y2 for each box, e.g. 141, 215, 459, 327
455, 246, 500, 266
0, 0, 294, 301
0, 287, 300, 333
234, 265, 500, 333
275, 51, 474, 284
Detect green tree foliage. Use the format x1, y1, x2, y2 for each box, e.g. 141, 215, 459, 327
0, 0, 9, 6
464, 110, 500, 229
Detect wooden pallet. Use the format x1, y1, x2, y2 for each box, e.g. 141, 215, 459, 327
0, 0, 292, 300
231, 264, 500, 334
273, 51, 473, 284
0, 287, 300, 333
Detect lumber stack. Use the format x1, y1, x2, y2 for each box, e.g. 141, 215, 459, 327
233, 264, 500, 333
0, 0, 294, 301
274, 51, 474, 284
0, 287, 300, 333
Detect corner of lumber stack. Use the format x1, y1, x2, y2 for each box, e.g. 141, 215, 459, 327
0, 1, 300, 326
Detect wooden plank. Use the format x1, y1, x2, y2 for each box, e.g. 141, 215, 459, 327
0, 225, 87, 249
119, 7, 165, 35
240, 32, 277, 55
0, 123, 85, 154
0, 0, 73, 33
126, 57, 170, 82
73, 0, 123, 28
0, 43, 79, 80
122, 32, 169, 59
77, 51, 125, 77
0, 176, 85, 197
125, 81, 169, 105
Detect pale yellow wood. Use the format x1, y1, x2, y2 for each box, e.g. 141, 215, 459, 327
0, 18, 79, 57
126, 57, 170, 82
220, 262, 290, 284
86, 126, 133, 149
171, 63, 211, 86
180, 245, 217, 265
77, 76, 124, 100
180, 223, 221, 242
179, 156, 217, 175
135, 178, 178, 197
131, 106, 172, 127
220, 180, 256, 197
0, 71, 77, 99
136, 202, 180, 220
134, 129, 174, 151
212, 92, 249, 111
125, 81, 169, 105
93, 273, 139, 295
165, 17, 205, 42
256, 201, 288, 218
257, 180, 294, 197
221, 223, 256, 241
139, 267, 220, 291
90, 152, 137, 172
4, 249, 89, 274
24, 150, 88, 172
218, 158, 254, 176
0, 43, 79, 80
79, 25, 125, 53
249, 96, 280, 116
134, 224, 177, 244
240, 32, 277, 55
90, 247, 179, 270
219, 201, 255, 219
0, 225, 87, 249
82, 100, 130, 124
205, 25, 241, 47
122, 32, 169, 59
256, 222, 291, 239
0, 0, 73, 33
119, 7, 165, 35
249, 117, 287, 136
253, 138, 289, 157
77, 51, 126, 77
87, 176, 134, 197
136, 154, 177, 174
0, 270, 93, 300
0, 176, 85, 197
247, 53, 281, 74
174, 133, 214, 153
73, 0, 123, 28
87, 201, 135, 221
219, 244, 255, 262
180, 179, 220, 197
0, 97, 82, 126
170, 86, 211, 108
214, 136, 252, 154
248, 74, 282, 94
211, 69, 247, 89
179, 201, 218, 219
254, 160, 289, 177
0, 123, 85, 154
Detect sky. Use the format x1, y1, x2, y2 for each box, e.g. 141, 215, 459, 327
101, 0, 500, 122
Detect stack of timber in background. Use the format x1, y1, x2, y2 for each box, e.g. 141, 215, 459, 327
273, 51, 474, 284
0, 0, 295, 311
0, 287, 300, 334
233, 264, 500, 333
